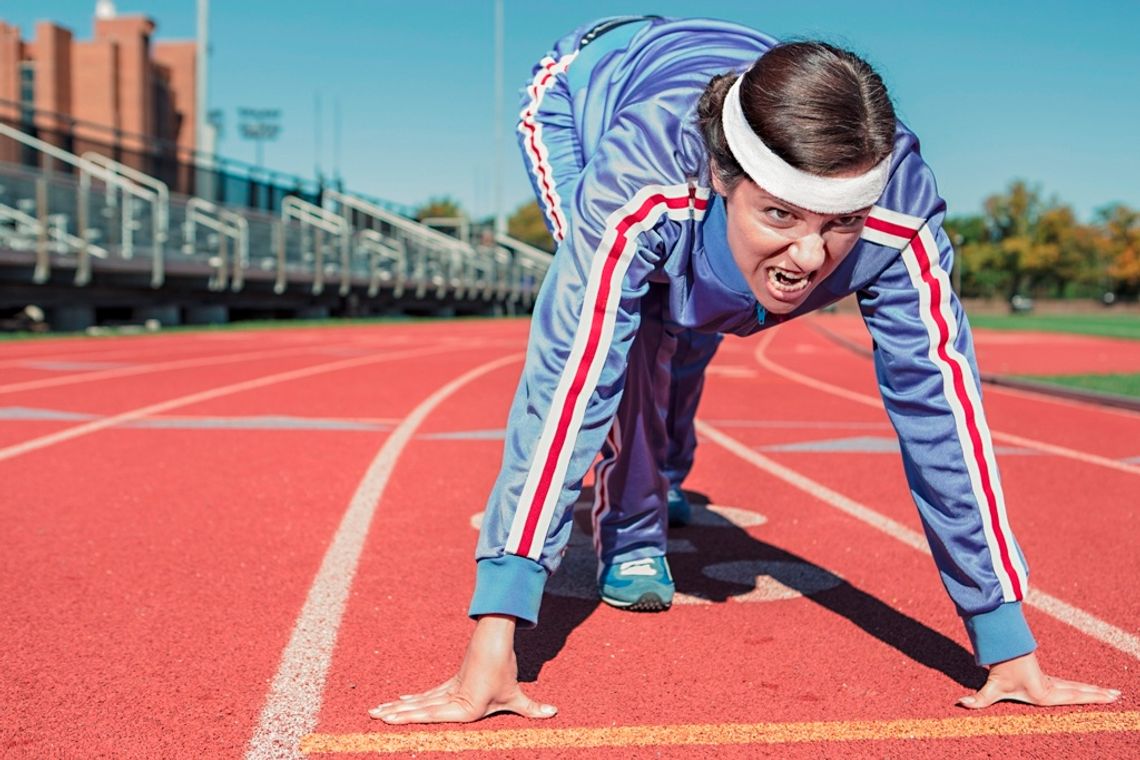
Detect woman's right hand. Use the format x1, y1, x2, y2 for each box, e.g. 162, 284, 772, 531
368, 614, 558, 724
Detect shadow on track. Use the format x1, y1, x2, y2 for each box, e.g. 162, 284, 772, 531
515, 488, 986, 689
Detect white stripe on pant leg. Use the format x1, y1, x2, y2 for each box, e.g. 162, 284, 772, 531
244, 354, 523, 760
524, 189, 714, 556
506, 185, 696, 559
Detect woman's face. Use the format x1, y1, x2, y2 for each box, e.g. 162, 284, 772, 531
714, 176, 870, 315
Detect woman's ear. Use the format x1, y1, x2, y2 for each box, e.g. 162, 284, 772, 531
709, 161, 728, 197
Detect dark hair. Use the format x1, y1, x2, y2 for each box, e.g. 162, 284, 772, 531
697, 42, 896, 193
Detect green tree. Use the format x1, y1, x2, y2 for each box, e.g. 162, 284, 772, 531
1096, 204, 1140, 298
414, 196, 465, 222
945, 214, 1006, 298
978, 181, 1090, 299
1033, 206, 1100, 298
507, 200, 556, 253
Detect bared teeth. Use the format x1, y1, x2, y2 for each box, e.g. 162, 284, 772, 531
767, 268, 811, 293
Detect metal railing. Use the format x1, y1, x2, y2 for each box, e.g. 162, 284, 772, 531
82, 150, 170, 256
0, 122, 165, 287
324, 189, 515, 301
281, 195, 351, 296
0, 200, 109, 282
495, 233, 553, 306
357, 229, 407, 298
183, 197, 250, 292
1, 122, 550, 315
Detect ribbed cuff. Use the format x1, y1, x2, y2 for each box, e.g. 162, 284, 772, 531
468, 555, 548, 628
963, 601, 1037, 665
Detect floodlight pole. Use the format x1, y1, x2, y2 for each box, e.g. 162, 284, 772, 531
196, 0, 217, 199
238, 109, 281, 173
494, 0, 504, 235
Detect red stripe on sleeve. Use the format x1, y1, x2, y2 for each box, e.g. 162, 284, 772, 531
910, 234, 1023, 599
866, 215, 918, 240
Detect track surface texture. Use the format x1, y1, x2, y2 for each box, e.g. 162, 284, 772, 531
2, 315, 1137, 759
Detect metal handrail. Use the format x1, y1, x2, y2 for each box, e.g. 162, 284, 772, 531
0, 202, 110, 282
282, 195, 351, 295
184, 198, 249, 292
495, 233, 553, 306
0, 122, 163, 286
324, 188, 469, 253
357, 228, 407, 298
420, 216, 471, 246
81, 151, 170, 249
494, 233, 554, 265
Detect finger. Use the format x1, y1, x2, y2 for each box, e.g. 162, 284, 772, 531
1035, 684, 1121, 707
497, 691, 557, 720
1045, 678, 1121, 697
370, 693, 457, 719
400, 677, 457, 701
377, 700, 481, 725
371, 678, 460, 716
957, 680, 1010, 710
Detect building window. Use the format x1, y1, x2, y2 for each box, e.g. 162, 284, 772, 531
19, 62, 35, 125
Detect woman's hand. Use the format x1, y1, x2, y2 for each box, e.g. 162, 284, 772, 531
369, 614, 558, 724
959, 652, 1121, 708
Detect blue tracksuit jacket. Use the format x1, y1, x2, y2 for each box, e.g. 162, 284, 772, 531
469, 16, 1035, 666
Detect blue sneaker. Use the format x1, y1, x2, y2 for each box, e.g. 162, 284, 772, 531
598, 556, 674, 611
667, 486, 691, 527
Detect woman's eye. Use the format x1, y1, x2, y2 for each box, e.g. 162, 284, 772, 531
835, 215, 864, 228
764, 207, 792, 222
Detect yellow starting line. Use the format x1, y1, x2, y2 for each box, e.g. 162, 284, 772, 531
301, 711, 1139, 754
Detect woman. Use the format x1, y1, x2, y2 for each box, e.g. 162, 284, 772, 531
372, 16, 1119, 723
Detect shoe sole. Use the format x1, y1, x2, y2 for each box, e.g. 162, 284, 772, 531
600, 591, 672, 612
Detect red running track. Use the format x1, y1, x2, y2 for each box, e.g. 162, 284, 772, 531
1, 316, 1136, 758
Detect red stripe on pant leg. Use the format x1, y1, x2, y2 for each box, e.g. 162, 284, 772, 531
521, 119, 564, 238
513, 193, 669, 557
520, 59, 568, 240
911, 234, 1023, 598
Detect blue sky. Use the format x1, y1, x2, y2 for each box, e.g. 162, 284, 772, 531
5, 1, 1138, 221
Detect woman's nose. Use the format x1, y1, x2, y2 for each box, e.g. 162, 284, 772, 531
789, 233, 826, 271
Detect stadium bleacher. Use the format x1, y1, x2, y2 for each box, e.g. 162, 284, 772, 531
0, 119, 551, 331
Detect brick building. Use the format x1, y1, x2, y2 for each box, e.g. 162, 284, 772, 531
0, 2, 196, 165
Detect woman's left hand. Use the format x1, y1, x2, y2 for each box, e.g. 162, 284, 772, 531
958, 652, 1121, 708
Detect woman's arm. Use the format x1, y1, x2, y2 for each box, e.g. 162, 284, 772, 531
859, 151, 1118, 704
371, 108, 704, 722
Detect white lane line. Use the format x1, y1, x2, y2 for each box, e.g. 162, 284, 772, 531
0, 344, 346, 394
0, 344, 464, 464
244, 353, 523, 760
0, 331, 340, 369
695, 418, 1140, 661
751, 331, 1140, 477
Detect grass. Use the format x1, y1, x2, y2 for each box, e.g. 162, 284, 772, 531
968, 313, 1140, 341
1013, 372, 1140, 400
968, 313, 1140, 398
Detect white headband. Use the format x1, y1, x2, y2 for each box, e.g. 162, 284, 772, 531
720, 75, 891, 214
